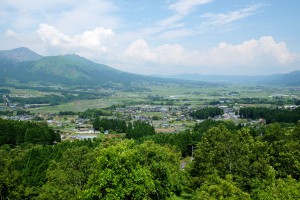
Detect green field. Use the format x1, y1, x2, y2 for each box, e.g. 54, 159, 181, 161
1, 83, 299, 114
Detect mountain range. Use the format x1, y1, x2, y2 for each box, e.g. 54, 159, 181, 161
0, 47, 299, 86
155, 72, 300, 86
0, 47, 172, 86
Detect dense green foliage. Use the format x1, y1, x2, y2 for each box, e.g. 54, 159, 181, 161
140, 130, 199, 157
16, 110, 30, 115
126, 120, 155, 139
140, 120, 240, 157
58, 111, 78, 115
190, 107, 224, 119
0, 139, 103, 199
187, 121, 300, 199
93, 117, 127, 133
0, 118, 60, 146
79, 108, 112, 118
239, 107, 300, 123
83, 140, 186, 199
10, 95, 65, 105
1, 119, 300, 199
0, 110, 13, 116
9, 92, 107, 106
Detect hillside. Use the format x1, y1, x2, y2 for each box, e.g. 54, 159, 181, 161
0, 47, 42, 62
0, 48, 176, 86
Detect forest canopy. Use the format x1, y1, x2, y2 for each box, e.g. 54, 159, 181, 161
1, 119, 300, 199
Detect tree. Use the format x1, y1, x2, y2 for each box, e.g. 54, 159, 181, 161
189, 126, 254, 190
38, 146, 96, 200
126, 121, 155, 139
251, 167, 300, 199
0, 119, 60, 146
193, 173, 250, 200
190, 107, 224, 119
82, 140, 186, 199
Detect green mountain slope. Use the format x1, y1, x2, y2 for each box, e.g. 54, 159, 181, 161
0, 48, 174, 85
0, 47, 42, 62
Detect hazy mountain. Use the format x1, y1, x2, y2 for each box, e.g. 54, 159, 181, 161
155, 71, 300, 86
276, 70, 300, 86
0, 47, 42, 62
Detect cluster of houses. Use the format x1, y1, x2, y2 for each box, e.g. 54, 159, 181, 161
113, 104, 242, 133
2, 98, 299, 139
2, 115, 33, 121
116, 105, 190, 120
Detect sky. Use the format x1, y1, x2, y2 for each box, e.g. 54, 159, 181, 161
0, 0, 300, 75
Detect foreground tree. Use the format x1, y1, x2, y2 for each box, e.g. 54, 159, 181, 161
251, 167, 300, 199
82, 140, 186, 199
193, 173, 250, 200
189, 125, 254, 190
38, 146, 96, 200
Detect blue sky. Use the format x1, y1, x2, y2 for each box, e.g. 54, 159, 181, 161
0, 0, 299, 75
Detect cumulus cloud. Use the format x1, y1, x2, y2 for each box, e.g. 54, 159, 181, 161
125, 39, 156, 61
125, 36, 296, 75
37, 24, 115, 53
208, 36, 294, 65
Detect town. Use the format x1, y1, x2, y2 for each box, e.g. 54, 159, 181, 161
1, 85, 299, 142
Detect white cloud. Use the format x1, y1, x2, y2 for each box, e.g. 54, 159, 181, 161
125, 39, 156, 61
169, 0, 214, 15
37, 24, 72, 46
75, 28, 115, 51
210, 36, 293, 65
156, 1, 263, 42
156, 0, 213, 32
5, 29, 16, 37
37, 24, 115, 53
157, 15, 184, 29
125, 36, 296, 75
201, 3, 265, 27
158, 29, 193, 40
1, 0, 119, 33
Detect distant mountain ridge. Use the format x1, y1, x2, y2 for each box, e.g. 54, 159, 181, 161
155, 71, 300, 86
0, 47, 299, 86
277, 70, 300, 86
